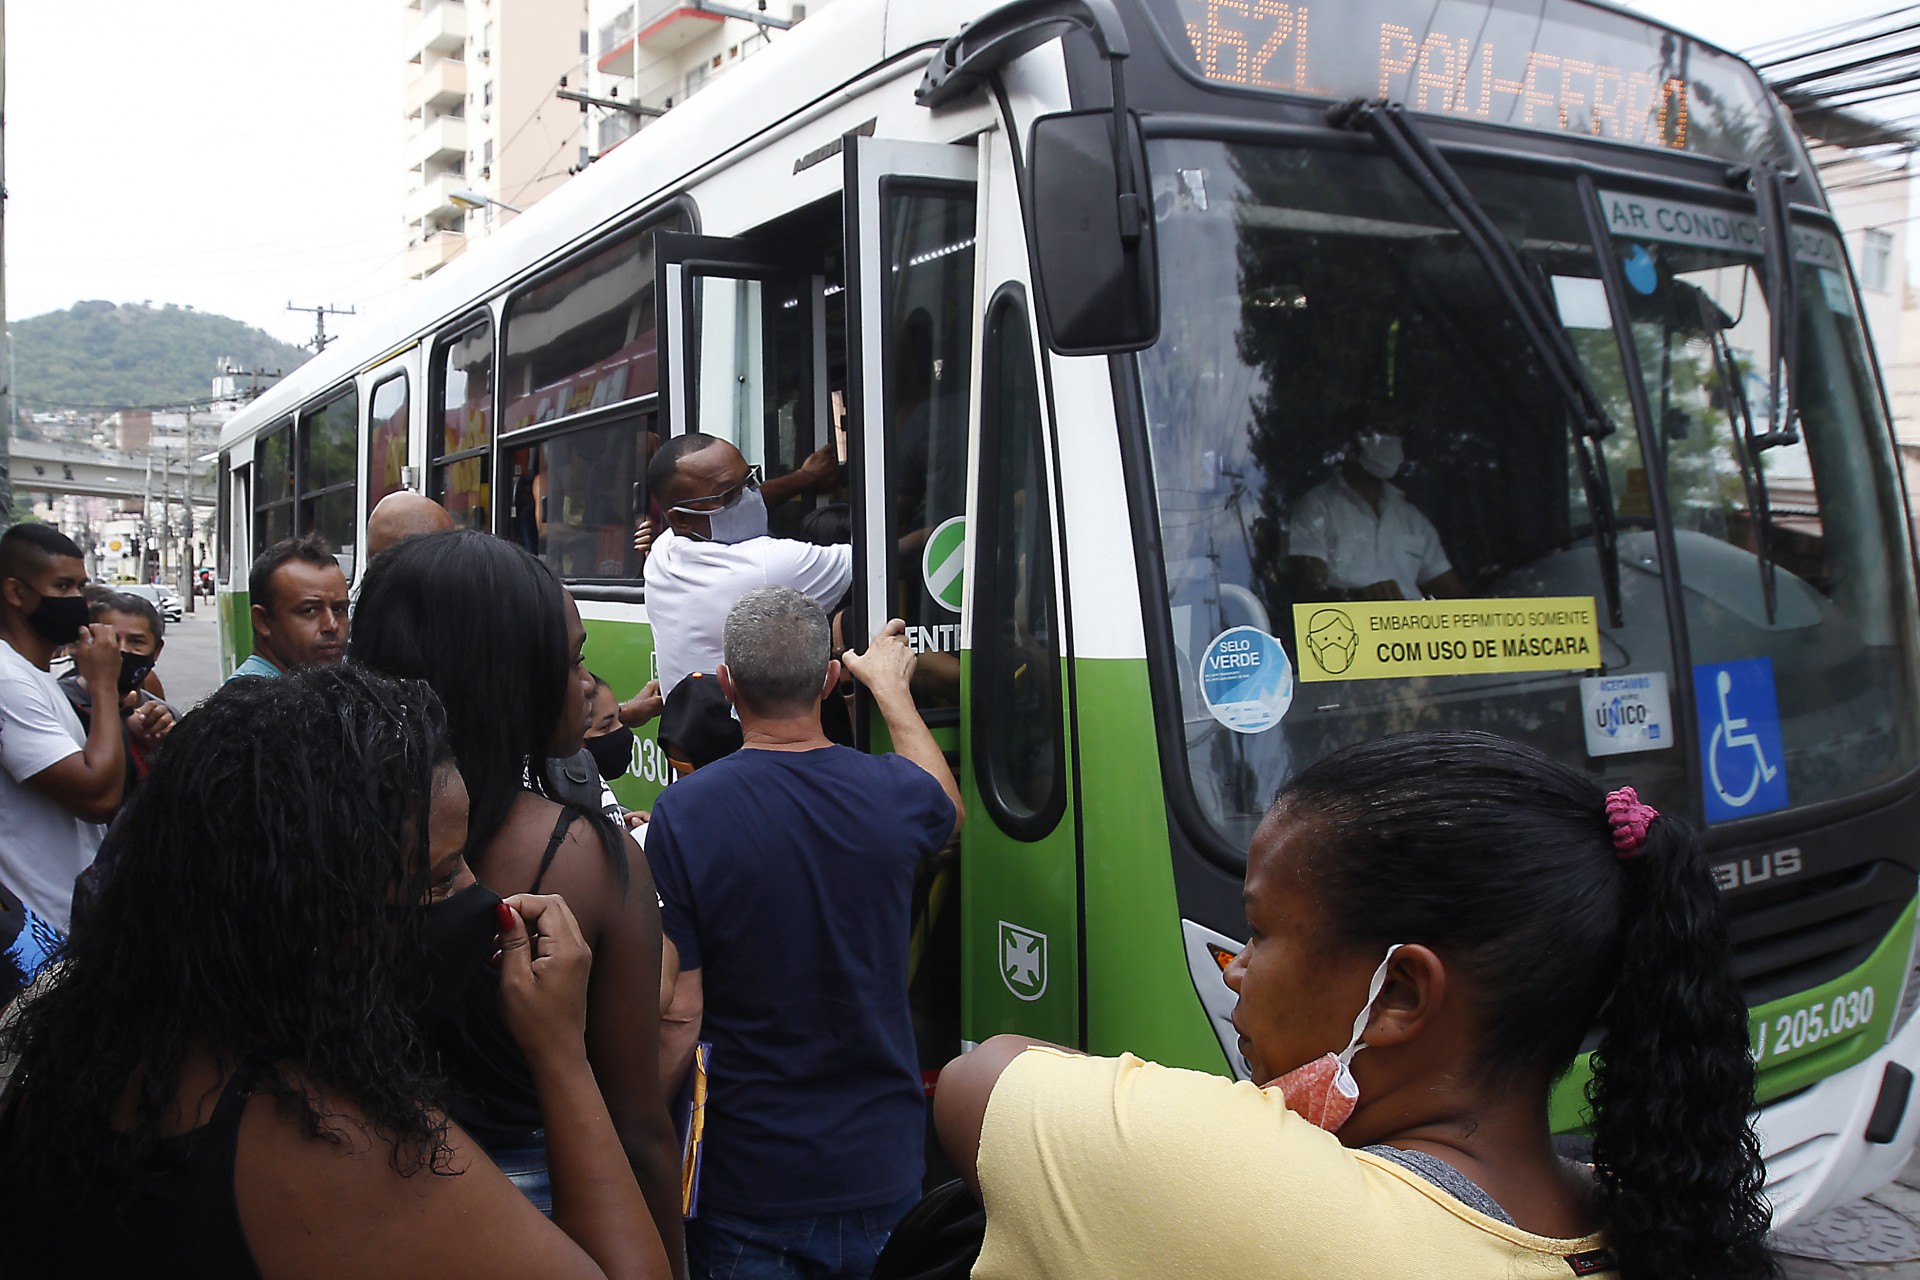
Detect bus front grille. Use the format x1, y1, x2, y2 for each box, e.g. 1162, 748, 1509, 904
1724, 861, 1914, 1008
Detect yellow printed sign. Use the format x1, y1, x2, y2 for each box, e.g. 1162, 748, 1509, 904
1292, 597, 1601, 683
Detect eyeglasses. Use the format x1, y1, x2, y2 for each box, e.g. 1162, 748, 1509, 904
669, 464, 763, 515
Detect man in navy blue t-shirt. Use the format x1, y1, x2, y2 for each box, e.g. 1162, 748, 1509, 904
646, 586, 963, 1280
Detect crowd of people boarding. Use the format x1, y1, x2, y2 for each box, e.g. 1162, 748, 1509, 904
0, 431, 1777, 1278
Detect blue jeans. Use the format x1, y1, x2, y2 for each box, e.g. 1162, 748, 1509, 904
687, 1189, 921, 1280
492, 1135, 552, 1216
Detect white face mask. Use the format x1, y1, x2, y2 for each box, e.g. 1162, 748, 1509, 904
1355, 434, 1405, 480
705, 484, 769, 544
675, 482, 769, 544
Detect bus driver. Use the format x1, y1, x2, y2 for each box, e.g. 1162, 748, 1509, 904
1287, 412, 1467, 603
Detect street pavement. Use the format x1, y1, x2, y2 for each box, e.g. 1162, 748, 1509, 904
152, 603, 225, 712
1778, 1150, 1920, 1276
128, 601, 1920, 1275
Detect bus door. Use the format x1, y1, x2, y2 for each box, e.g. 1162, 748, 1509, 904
842, 136, 1047, 1077
653, 231, 832, 539
843, 134, 1080, 1058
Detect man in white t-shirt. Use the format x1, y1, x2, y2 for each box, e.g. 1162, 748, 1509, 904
643, 433, 848, 695
0, 525, 162, 932
1288, 421, 1467, 602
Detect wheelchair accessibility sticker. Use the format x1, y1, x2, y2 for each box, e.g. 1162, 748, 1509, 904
1693, 659, 1789, 823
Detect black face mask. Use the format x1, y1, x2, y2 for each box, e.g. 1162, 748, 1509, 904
417, 881, 502, 1027
116, 652, 157, 699
16, 589, 88, 647
585, 726, 636, 782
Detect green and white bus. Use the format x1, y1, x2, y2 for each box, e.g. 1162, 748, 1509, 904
218, 0, 1920, 1224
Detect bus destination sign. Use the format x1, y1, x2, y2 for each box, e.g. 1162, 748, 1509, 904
1152, 0, 1782, 164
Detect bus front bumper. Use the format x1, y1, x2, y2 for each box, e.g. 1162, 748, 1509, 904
1759, 1008, 1920, 1229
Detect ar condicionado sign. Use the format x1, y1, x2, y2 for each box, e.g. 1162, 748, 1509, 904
1292, 597, 1601, 682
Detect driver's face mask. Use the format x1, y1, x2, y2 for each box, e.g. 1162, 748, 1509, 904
1268, 943, 1404, 1132
1354, 433, 1405, 480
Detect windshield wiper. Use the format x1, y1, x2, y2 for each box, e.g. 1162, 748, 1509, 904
1691, 284, 1783, 624
1742, 161, 1804, 623
1753, 161, 1803, 452
1330, 100, 1623, 627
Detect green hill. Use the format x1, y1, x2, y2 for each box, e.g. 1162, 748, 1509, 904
12, 301, 310, 412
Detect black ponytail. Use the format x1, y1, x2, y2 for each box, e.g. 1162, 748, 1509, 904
1279, 731, 1775, 1280
1588, 815, 1775, 1279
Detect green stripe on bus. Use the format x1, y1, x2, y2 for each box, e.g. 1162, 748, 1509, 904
1549, 896, 1917, 1131
1074, 657, 1232, 1071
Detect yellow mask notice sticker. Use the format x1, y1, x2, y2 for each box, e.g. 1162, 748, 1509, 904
1292, 598, 1602, 682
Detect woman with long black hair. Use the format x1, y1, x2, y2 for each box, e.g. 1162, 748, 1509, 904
350, 530, 682, 1264
934, 730, 1774, 1280
0, 665, 668, 1277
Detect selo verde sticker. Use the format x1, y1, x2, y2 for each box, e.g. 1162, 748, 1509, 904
1198, 626, 1293, 734
922, 516, 966, 614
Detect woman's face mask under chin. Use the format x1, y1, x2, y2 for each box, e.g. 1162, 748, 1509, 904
1265, 943, 1404, 1133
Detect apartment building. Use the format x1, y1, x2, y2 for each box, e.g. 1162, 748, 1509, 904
404, 0, 592, 280
585, 0, 823, 157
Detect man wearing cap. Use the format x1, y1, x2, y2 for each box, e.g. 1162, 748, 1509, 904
644, 587, 962, 1279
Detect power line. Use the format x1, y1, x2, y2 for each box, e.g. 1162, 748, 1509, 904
506, 127, 585, 207
1747, 4, 1920, 60
1756, 16, 1920, 69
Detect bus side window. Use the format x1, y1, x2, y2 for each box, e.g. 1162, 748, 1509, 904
254, 419, 295, 553
972, 288, 1065, 835
432, 317, 495, 532
688, 271, 815, 536
298, 386, 360, 577
501, 216, 685, 579
505, 411, 659, 580
366, 372, 411, 517
216, 449, 232, 585
882, 186, 976, 709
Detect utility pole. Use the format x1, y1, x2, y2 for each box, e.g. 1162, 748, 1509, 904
0, 0, 14, 530
232, 366, 284, 400
140, 452, 153, 582
286, 302, 356, 354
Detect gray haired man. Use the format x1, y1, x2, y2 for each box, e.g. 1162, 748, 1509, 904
643, 586, 962, 1280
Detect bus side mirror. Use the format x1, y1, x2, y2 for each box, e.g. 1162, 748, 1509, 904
1027, 109, 1159, 355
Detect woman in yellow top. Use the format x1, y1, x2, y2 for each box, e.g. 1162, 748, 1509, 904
934, 730, 1774, 1280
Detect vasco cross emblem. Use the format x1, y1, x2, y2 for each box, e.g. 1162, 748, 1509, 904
998, 921, 1048, 1002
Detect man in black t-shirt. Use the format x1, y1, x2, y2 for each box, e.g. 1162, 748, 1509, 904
645, 587, 963, 1280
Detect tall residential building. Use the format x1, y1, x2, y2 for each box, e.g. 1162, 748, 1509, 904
585, 0, 822, 158
404, 0, 591, 280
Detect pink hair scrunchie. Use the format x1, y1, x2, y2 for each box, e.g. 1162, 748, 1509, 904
1606, 786, 1658, 859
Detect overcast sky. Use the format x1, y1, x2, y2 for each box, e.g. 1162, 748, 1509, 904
10, 0, 401, 351
4, 0, 1910, 356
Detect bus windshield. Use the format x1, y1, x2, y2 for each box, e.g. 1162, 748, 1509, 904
1611, 220, 1920, 816
1138, 138, 1920, 856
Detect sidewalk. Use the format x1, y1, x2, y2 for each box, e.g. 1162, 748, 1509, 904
1778, 1151, 1920, 1277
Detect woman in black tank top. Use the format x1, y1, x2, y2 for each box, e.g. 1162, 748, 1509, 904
350, 531, 683, 1265
0, 666, 667, 1277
